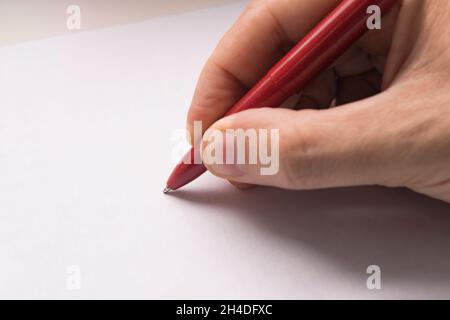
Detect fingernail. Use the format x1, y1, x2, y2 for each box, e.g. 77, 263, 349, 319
202, 130, 245, 179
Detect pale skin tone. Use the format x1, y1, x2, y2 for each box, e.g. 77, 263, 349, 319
187, 0, 450, 203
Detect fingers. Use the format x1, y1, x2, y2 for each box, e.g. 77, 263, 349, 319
187, 0, 341, 142
334, 47, 373, 78
202, 88, 408, 190
295, 69, 337, 110
336, 69, 382, 105
294, 64, 382, 110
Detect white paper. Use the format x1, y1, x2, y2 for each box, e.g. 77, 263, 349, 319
1, 2, 450, 299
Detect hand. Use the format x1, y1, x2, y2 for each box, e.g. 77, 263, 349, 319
186, 0, 450, 203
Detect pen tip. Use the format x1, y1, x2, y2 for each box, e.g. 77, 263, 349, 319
163, 187, 173, 194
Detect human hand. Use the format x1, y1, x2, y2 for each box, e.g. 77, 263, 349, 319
187, 0, 450, 203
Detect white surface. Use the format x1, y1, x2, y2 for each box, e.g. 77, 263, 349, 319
1, 2, 450, 299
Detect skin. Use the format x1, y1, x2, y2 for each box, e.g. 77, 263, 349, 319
186, 0, 450, 203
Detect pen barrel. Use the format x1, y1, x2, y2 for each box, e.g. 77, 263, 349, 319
227, 0, 397, 115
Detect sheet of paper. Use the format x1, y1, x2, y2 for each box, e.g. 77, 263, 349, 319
1, 1, 450, 299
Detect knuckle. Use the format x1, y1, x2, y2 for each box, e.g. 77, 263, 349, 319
280, 118, 318, 189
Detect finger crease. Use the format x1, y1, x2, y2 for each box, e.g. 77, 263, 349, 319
212, 61, 250, 90
264, 6, 293, 48
361, 76, 380, 93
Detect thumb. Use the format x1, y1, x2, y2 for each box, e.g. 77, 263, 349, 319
202, 90, 405, 190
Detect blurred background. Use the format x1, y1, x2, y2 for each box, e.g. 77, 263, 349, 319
0, 0, 241, 46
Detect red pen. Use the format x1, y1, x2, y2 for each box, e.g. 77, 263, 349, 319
164, 0, 397, 193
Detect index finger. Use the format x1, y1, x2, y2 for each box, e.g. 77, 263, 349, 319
186, 0, 341, 142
